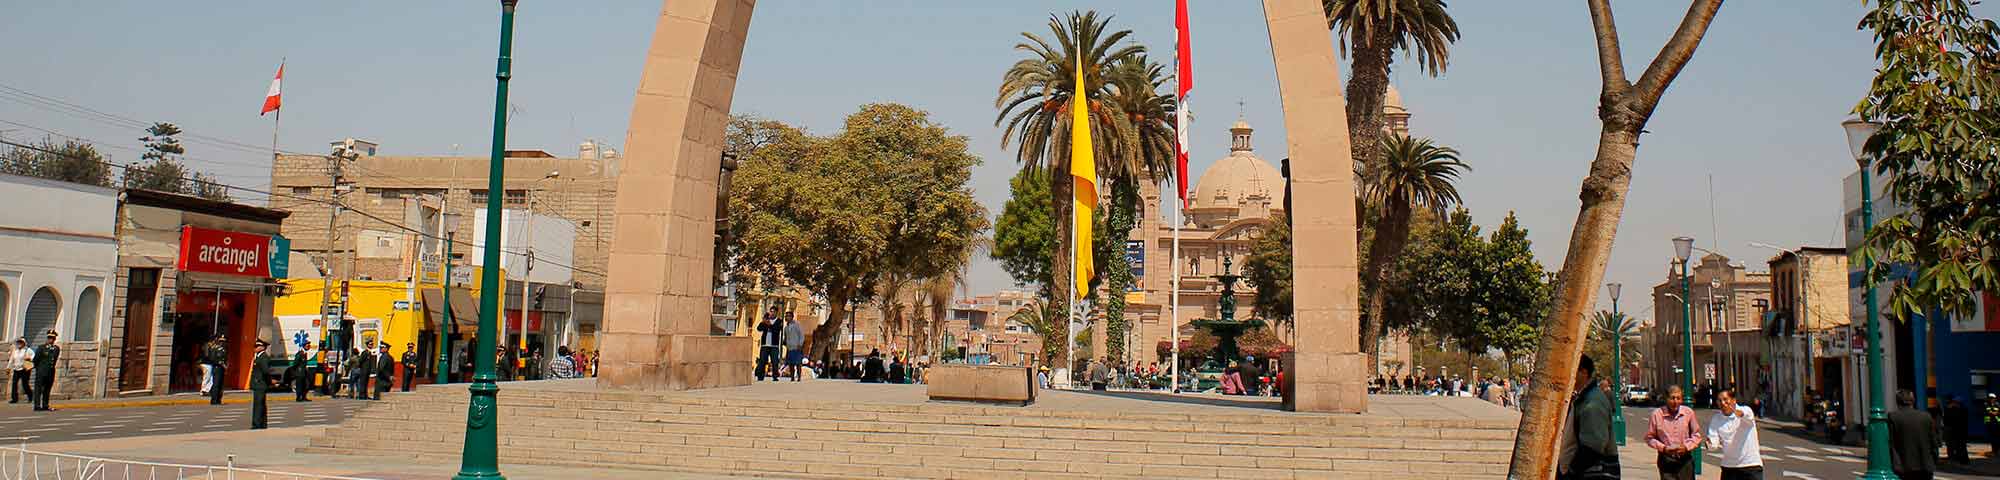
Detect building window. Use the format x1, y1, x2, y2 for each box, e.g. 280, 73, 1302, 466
72, 286, 100, 341
290, 186, 312, 195
469, 189, 487, 202
504, 190, 528, 206
370, 188, 445, 200
23, 287, 59, 340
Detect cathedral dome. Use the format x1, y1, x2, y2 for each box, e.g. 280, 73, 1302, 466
1192, 120, 1284, 210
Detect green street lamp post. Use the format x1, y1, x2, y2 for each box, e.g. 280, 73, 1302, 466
1607, 282, 1626, 445
1672, 235, 1701, 474
1844, 116, 1894, 480
455, 1, 517, 479
436, 230, 455, 385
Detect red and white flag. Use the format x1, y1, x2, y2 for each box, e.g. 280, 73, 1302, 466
1174, 0, 1194, 207
260, 63, 283, 116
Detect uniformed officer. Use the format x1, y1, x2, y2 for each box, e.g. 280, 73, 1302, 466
205, 335, 227, 405
293, 342, 314, 402
400, 343, 417, 392
372, 343, 393, 399
249, 340, 270, 429
31, 330, 59, 411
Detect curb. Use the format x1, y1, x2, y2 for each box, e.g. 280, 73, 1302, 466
11, 393, 328, 411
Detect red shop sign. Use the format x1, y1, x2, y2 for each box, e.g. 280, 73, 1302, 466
177, 226, 272, 277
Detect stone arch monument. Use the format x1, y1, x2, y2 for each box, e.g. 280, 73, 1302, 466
598, 0, 1366, 413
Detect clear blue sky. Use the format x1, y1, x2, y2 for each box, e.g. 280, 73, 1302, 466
6, 1, 1973, 322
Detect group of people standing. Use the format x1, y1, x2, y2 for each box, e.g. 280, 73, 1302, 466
7, 331, 60, 411
753, 312, 806, 382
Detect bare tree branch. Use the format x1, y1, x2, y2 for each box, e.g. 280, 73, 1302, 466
1633, 0, 1727, 106
1586, 0, 1630, 91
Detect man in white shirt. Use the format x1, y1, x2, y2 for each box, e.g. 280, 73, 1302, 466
1707, 388, 1764, 480
8, 338, 33, 404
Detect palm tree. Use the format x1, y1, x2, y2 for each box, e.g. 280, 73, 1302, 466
1360, 135, 1467, 369
1322, 0, 1461, 178
1008, 299, 1070, 370
1100, 56, 1179, 186
995, 11, 1148, 316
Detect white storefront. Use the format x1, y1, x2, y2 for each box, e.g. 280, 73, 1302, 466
0, 174, 118, 399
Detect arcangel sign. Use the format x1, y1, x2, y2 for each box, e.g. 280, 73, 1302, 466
177, 225, 272, 277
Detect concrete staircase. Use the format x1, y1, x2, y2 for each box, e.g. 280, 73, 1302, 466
304, 382, 1515, 479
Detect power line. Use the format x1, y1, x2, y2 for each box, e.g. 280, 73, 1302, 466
2, 137, 601, 278
0, 118, 274, 170
0, 83, 324, 158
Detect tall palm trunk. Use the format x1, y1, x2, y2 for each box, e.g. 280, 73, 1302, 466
1346, 29, 1395, 173
1052, 158, 1074, 346
1349, 29, 1396, 365
1508, 1, 1722, 477
1362, 198, 1412, 370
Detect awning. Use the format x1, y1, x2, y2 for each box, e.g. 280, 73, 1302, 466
421, 287, 481, 331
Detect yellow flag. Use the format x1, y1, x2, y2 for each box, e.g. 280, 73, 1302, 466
1070, 55, 1097, 299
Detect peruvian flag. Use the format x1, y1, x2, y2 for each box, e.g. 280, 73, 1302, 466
260, 63, 283, 116
1174, 0, 1194, 207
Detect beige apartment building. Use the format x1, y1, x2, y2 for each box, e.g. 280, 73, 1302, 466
1644, 253, 1772, 400
1764, 246, 1851, 419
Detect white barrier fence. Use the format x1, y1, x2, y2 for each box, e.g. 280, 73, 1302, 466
0, 438, 376, 480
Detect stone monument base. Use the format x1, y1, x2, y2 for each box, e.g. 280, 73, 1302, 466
926, 364, 1036, 405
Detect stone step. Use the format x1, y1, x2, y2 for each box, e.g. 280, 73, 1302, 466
317, 384, 1516, 479
303, 441, 1504, 480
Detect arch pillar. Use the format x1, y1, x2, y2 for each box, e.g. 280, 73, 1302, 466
1263, 0, 1366, 413
601, 0, 1364, 414
598, 0, 757, 391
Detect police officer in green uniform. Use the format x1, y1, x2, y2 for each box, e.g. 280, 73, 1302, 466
205, 335, 227, 405
31, 330, 59, 411
249, 340, 270, 429
1985, 393, 2000, 456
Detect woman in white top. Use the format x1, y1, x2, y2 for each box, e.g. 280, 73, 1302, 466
9, 338, 33, 404
1706, 388, 1764, 480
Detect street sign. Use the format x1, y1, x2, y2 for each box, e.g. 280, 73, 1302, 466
1704, 363, 1716, 381
450, 268, 473, 287
322, 303, 344, 318
393, 300, 412, 311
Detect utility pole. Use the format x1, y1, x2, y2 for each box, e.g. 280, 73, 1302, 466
319, 147, 351, 364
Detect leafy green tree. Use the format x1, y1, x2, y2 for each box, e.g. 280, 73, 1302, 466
1243, 212, 1294, 328
1359, 135, 1467, 367
724, 105, 988, 362
1322, 0, 1461, 183
0, 137, 113, 187
127, 122, 190, 193
1008, 300, 1069, 368
992, 168, 1057, 295
1855, 1, 2000, 322
1474, 212, 1549, 370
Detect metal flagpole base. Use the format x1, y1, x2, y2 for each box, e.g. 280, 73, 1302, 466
452, 379, 505, 480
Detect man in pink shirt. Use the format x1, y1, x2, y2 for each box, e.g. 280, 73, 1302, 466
1645, 385, 1703, 479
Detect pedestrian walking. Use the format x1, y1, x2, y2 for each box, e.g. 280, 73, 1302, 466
756, 314, 780, 381
1706, 388, 1763, 480
249, 340, 270, 430
494, 346, 511, 382
373, 343, 393, 399
1888, 390, 1941, 480
1559, 354, 1619, 480
1644, 385, 1702, 480
1089, 357, 1111, 391
400, 343, 417, 392
293, 343, 314, 402
9, 337, 33, 404
781, 315, 805, 382
1240, 356, 1262, 396
347, 347, 367, 399
30, 330, 60, 411
550, 346, 576, 379
205, 335, 227, 405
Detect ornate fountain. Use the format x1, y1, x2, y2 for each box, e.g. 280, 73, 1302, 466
1190, 257, 1265, 367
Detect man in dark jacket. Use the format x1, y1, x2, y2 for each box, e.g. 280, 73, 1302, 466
31, 330, 59, 411
249, 340, 271, 429
205, 335, 227, 405
1561, 354, 1619, 480
1889, 390, 1941, 480
1943, 395, 1970, 465
293, 343, 313, 402
755, 315, 780, 381
348, 347, 370, 399
373, 344, 393, 399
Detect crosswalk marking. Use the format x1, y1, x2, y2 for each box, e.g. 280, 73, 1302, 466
1818, 447, 1845, 454
1780, 471, 1821, 479
1825, 455, 1863, 463
1785, 446, 1816, 453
